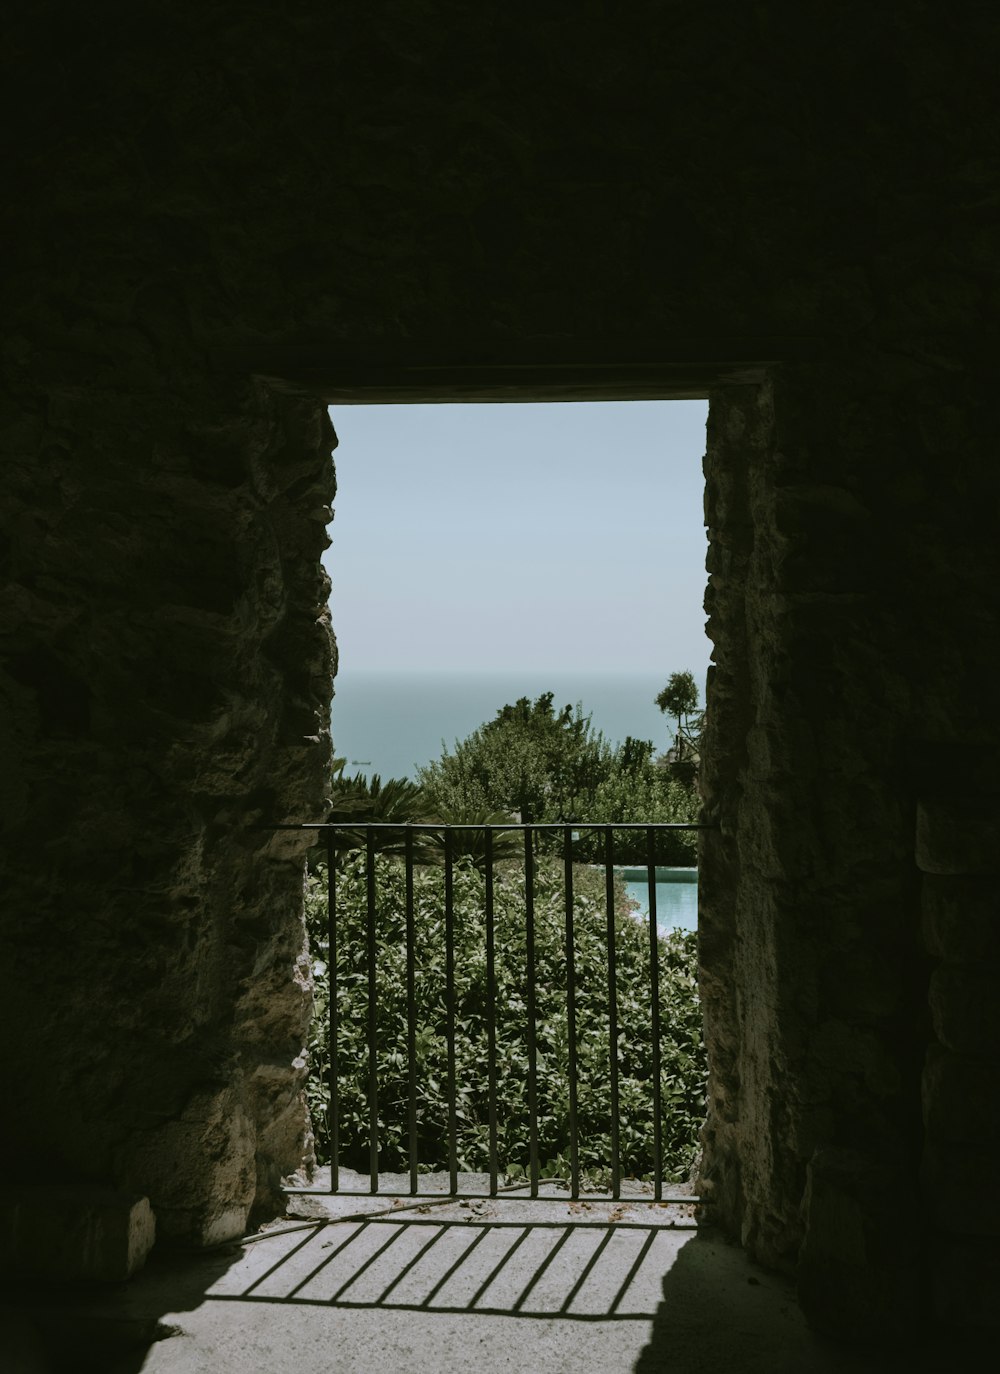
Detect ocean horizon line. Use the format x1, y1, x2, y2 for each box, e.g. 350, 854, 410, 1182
330, 667, 704, 781
334, 666, 685, 678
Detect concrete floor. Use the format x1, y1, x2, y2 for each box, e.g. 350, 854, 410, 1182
132, 1220, 851, 1374
2, 1182, 968, 1374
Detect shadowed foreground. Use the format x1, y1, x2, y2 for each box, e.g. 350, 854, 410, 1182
4, 1199, 966, 1372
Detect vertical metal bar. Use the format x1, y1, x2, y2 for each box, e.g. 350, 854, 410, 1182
485, 827, 499, 1198
366, 828, 379, 1193
327, 831, 339, 1194
524, 826, 540, 1198
563, 825, 579, 1199
444, 828, 458, 1195
405, 827, 418, 1195
647, 827, 662, 1199
605, 826, 620, 1201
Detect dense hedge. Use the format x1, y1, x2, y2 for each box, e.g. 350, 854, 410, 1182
304, 853, 706, 1184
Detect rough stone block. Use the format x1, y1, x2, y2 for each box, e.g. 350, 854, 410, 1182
916, 798, 1000, 875
797, 1147, 919, 1341
120, 1089, 255, 1247
921, 1141, 1000, 1237
0, 1187, 155, 1282
928, 966, 1000, 1055
922, 1046, 1000, 1145
921, 875, 1000, 963
931, 1237, 1000, 1329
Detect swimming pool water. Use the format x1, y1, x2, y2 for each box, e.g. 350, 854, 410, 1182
618, 866, 697, 933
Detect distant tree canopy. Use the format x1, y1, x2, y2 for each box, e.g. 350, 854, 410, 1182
655, 671, 699, 724
415, 691, 698, 863
418, 691, 634, 821
326, 689, 700, 866
654, 670, 703, 772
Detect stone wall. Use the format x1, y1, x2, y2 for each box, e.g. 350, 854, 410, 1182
918, 752, 1000, 1328
6, 4, 994, 369
700, 372, 921, 1339
0, 370, 335, 1242
1, 0, 998, 1336
700, 358, 1000, 1337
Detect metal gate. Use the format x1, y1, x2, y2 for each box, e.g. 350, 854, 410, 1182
280, 822, 706, 1207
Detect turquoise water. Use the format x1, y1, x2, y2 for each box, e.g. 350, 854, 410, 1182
619, 866, 698, 934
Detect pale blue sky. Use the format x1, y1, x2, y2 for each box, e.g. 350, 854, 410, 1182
323, 401, 711, 678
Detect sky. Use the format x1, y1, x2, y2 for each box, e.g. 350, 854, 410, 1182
322, 400, 711, 678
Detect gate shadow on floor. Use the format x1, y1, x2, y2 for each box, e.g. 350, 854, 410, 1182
204, 1214, 694, 1321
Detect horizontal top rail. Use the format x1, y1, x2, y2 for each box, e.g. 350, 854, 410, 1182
263, 821, 715, 831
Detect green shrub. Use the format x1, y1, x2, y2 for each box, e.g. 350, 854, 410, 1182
304, 853, 706, 1184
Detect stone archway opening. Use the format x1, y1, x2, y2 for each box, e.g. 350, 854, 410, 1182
257, 355, 946, 1344
241, 358, 773, 1228
303, 393, 711, 1201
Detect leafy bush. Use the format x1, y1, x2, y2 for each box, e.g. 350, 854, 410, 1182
417, 692, 619, 822
572, 769, 700, 865
304, 852, 706, 1184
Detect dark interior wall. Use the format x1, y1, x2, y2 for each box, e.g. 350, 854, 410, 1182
700, 357, 1000, 1337
6, 3, 992, 362
0, 369, 336, 1242
1, 0, 997, 1328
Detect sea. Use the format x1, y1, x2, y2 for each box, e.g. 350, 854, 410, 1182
330, 669, 701, 932
330, 669, 696, 782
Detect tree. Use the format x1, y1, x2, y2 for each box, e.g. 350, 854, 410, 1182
654, 671, 703, 770
319, 764, 522, 869
317, 770, 436, 863
417, 692, 615, 823
417, 693, 700, 863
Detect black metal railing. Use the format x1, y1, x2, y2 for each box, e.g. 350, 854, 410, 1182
274, 822, 707, 1206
